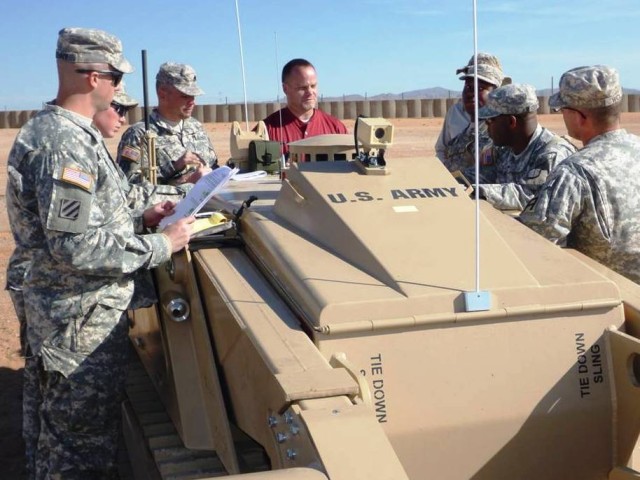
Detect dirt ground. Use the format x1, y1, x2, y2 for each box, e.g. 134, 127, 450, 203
1, 113, 640, 477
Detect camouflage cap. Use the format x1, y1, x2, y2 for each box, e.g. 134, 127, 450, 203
112, 81, 138, 107
457, 52, 505, 88
549, 65, 622, 110
156, 62, 204, 96
56, 27, 133, 74
478, 83, 539, 119
456, 52, 503, 73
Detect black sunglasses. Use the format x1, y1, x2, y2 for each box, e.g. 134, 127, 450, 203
110, 102, 129, 117
561, 106, 587, 119
76, 68, 123, 87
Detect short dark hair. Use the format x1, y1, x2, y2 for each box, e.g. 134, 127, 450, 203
587, 102, 622, 128
281, 58, 315, 83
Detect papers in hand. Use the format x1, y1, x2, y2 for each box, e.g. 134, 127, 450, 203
159, 166, 238, 228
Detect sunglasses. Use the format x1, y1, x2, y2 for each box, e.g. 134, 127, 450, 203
561, 106, 586, 119
111, 102, 129, 117
76, 69, 123, 87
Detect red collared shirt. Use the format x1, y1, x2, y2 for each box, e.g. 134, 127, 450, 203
263, 107, 347, 157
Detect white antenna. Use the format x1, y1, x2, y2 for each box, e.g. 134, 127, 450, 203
234, 0, 250, 131
274, 32, 282, 112
464, 0, 491, 312
274, 32, 286, 169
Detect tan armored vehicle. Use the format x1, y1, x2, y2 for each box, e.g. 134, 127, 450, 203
124, 118, 640, 480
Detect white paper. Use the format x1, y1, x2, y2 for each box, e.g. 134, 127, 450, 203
159, 166, 238, 228
230, 170, 268, 181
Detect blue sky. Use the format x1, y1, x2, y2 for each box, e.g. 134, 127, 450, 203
1, 0, 638, 110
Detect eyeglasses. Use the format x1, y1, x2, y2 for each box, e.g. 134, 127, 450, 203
561, 106, 586, 119
111, 102, 130, 117
76, 69, 123, 87
485, 114, 513, 124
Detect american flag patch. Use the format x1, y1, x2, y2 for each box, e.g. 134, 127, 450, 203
59, 198, 81, 220
121, 145, 141, 162
61, 167, 93, 191
479, 147, 493, 166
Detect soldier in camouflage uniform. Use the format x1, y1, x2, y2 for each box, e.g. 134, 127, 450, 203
13, 81, 192, 479
99, 82, 192, 234
520, 65, 640, 283
435, 53, 506, 172
6, 27, 193, 479
117, 62, 218, 185
109, 84, 193, 310
464, 83, 576, 210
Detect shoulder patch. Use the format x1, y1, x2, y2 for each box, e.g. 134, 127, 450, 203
48, 180, 92, 234
479, 147, 493, 166
61, 167, 93, 191
121, 145, 141, 162
59, 198, 81, 220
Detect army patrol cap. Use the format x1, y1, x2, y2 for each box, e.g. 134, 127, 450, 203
156, 62, 204, 96
549, 65, 623, 110
56, 27, 133, 74
456, 53, 502, 73
457, 53, 505, 88
479, 84, 539, 118
113, 81, 138, 107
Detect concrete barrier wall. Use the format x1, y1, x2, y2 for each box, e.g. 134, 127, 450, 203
331, 101, 344, 120
344, 101, 357, 119
621, 94, 629, 114
629, 95, 640, 114
408, 99, 421, 118
253, 103, 267, 122
266, 102, 280, 116
370, 100, 383, 117
8, 111, 21, 128
445, 98, 457, 112
421, 99, 434, 118
358, 100, 371, 117
318, 100, 331, 116
537, 96, 550, 115
3, 95, 640, 128
217, 104, 229, 123
382, 100, 396, 119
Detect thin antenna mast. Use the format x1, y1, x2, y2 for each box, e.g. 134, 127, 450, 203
464, 0, 491, 312
274, 32, 286, 169
234, 0, 250, 131
274, 32, 282, 115
472, 0, 480, 293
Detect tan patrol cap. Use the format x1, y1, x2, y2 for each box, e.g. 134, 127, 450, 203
56, 27, 133, 74
549, 65, 622, 110
156, 62, 204, 96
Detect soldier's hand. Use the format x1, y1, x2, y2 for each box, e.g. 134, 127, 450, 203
182, 165, 212, 184
143, 201, 176, 228
174, 151, 205, 171
162, 216, 195, 252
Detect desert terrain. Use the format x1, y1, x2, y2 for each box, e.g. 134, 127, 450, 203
1, 113, 640, 477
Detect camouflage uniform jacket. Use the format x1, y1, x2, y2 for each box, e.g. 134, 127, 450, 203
476, 126, 576, 210
441, 120, 492, 173
117, 108, 218, 184
123, 175, 190, 222
519, 129, 640, 283
435, 101, 470, 162
119, 177, 189, 310
6, 104, 173, 376
6, 150, 186, 301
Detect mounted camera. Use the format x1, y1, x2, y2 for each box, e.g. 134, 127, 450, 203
354, 116, 394, 171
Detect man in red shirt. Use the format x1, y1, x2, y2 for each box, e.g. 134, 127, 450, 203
262, 58, 347, 159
